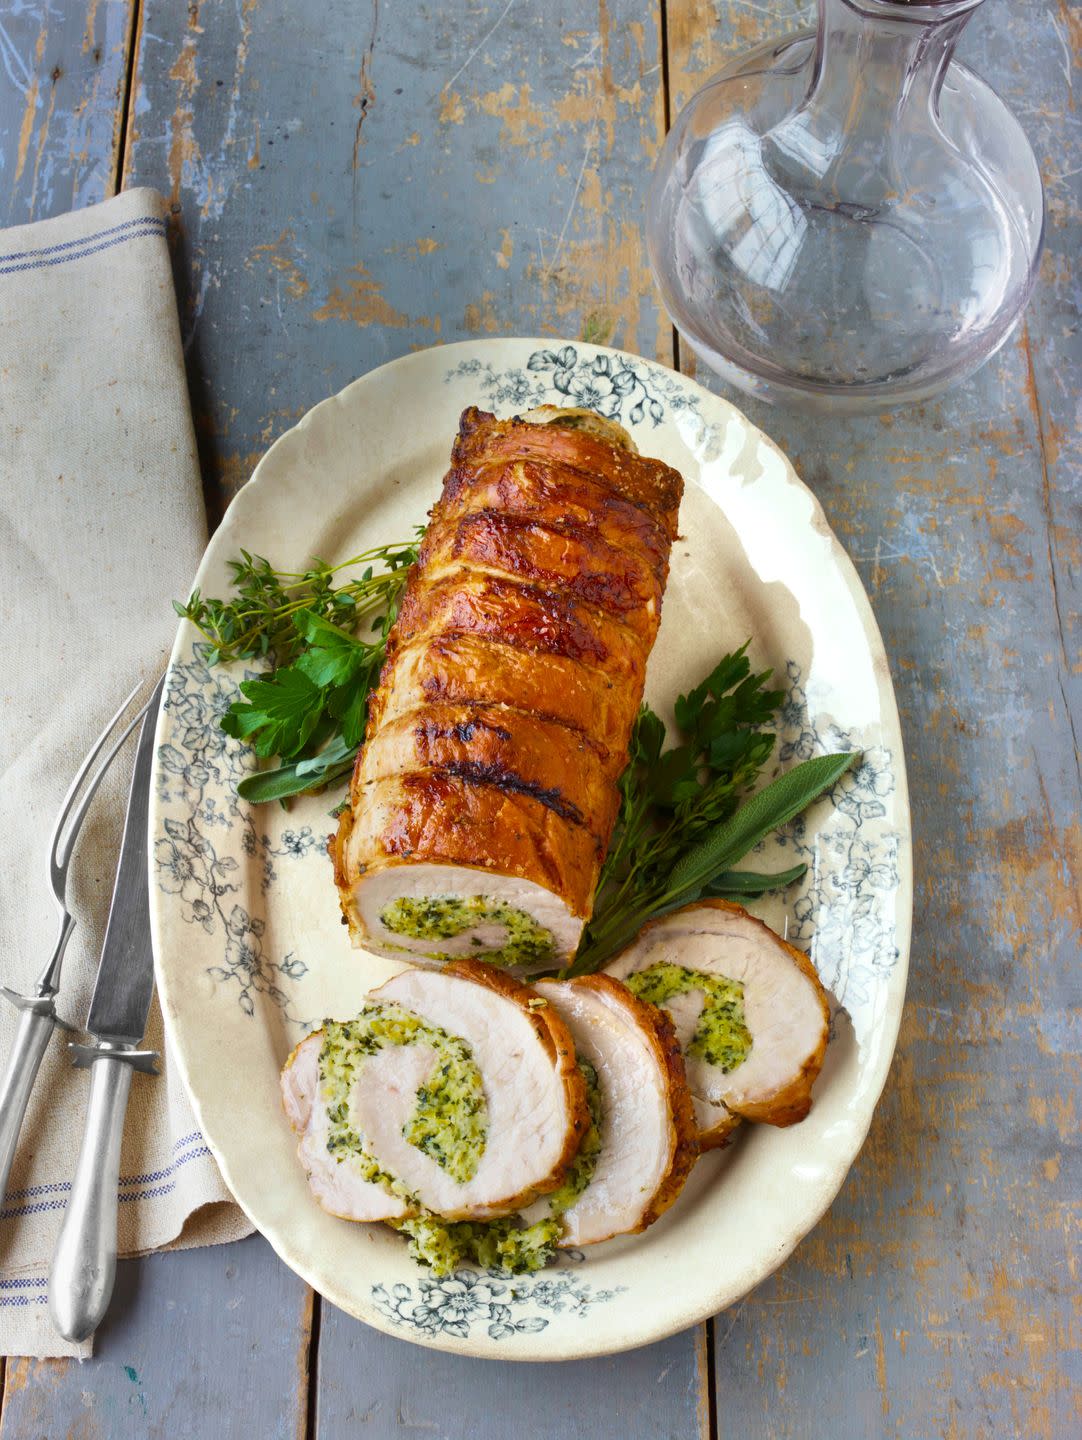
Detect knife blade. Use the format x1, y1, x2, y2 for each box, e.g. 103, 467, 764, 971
49, 676, 165, 1343
81, 679, 162, 1048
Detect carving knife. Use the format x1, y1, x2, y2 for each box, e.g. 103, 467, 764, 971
49, 677, 165, 1342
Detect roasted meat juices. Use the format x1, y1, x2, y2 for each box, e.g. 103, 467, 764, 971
332, 405, 683, 972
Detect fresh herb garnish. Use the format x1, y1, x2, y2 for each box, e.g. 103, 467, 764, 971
177, 541, 420, 666
175, 539, 420, 802
566, 648, 858, 975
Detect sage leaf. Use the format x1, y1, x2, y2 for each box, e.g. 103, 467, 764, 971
704, 862, 808, 897
664, 750, 859, 902
237, 752, 356, 805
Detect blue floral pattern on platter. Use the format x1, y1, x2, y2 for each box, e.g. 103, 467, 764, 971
372, 1262, 624, 1342
444, 343, 721, 451
770, 661, 901, 1009
155, 648, 318, 1019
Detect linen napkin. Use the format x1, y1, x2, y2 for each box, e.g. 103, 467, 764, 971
0, 188, 252, 1359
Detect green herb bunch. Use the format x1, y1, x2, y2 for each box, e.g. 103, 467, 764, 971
175, 539, 420, 803
568, 647, 856, 973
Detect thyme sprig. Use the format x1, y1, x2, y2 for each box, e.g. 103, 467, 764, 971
175, 538, 420, 667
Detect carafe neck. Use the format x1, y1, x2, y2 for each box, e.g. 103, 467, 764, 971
806, 0, 981, 129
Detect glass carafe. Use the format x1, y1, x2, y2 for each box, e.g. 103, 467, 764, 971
647, 0, 1044, 413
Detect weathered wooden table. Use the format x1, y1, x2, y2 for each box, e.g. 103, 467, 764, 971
1, 0, 1077, 1434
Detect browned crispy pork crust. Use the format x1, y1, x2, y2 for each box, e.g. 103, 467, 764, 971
438, 459, 672, 573
698, 1106, 742, 1152
418, 512, 664, 637
355, 701, 620, 842
367, 634, 639, 768
386, 572, 648, 687
451, 407, 683, 538
334, 406, 684, 941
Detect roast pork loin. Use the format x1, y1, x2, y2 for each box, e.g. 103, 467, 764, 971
333, 406, 683, 972
281, 960, 588, 1224
524, 975, 699, 1246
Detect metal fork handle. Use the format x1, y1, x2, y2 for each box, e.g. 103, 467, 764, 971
0, 995, 59, 1209
49, 1052, 134, 1342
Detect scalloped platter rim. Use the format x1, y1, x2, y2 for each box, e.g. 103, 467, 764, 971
149, 338, 912, 1361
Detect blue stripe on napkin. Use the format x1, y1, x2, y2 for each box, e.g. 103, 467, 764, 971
0, 213, 168, 276
0, 1132, 212, 1224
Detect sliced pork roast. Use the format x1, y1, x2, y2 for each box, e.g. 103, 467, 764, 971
333, 405, 683, 972
281, 1030, 412, 1223
524, 975, 699, 1246
605, 900, 830, 1145
281, 960, 588, 1224
335, 775, 598, 967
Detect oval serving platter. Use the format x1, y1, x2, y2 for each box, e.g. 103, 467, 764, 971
150, 339, 911, 1361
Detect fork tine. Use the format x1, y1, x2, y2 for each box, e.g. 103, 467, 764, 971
48, 680, 157, 906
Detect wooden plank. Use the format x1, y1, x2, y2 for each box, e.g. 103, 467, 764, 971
0, 1234, 311, 1440
994, 0, 1082, 727
121, 0, 673, 510
665, 3, 1081, 1436
0, 0, 135, 225
313, 1308, 709, 1440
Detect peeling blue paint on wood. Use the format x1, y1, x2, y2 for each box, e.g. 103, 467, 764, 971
121, 0, 670, 506
314, 1311, 708, 1438
0, 0, 134, 225
0, 1235, 311, 1440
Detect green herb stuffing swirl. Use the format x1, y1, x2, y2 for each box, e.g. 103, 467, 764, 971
624, 962, 752, 1073
320, 1004, 488, 1189
392, 1058, 605, 1277
379, 895, 557, 969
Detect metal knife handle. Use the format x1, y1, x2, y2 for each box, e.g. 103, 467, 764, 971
49, 1055, 133, 1342
0, 994, 58, 1208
